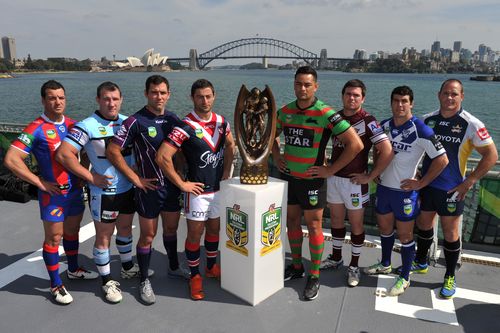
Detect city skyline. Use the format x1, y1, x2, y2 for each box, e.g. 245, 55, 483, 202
1, 1, 500, 61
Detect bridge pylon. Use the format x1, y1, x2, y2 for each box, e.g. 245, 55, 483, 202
189, 49, 199, 71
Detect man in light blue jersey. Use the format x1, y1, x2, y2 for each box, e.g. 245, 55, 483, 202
57, 82, 152, 303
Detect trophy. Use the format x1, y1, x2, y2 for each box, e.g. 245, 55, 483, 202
234, 85, 277, 184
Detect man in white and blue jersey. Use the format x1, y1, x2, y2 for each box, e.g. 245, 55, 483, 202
157, 79, 235, 301
413, 79, 498, 299
364, 86, 448, 297
106, 75, 189, 305
57, 81, 149, 303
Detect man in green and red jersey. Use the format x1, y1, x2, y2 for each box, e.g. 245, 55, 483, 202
272, 66, 363, 300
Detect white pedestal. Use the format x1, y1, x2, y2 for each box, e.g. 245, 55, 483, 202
219, 176, 287, 306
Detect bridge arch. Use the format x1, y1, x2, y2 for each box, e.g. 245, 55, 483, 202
197, 38, 318, 69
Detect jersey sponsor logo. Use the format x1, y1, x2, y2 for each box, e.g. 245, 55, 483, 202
430, 136, 444, 151
451, 125, 462, 134
195, 128, 204, 139
368, 121, 383, 135
200, 149, 224, 169
102, 210, 119, 220
328, 113, 344, 126
46, 129, 57, 139
477, 127, 491, 140
169, 127, 188, 145
391, 141, 412, 153
147, 126, 157, 138
191, 210, 208, 218
308, 190, 319, 206
439, 121, 450, 126
68, 127, 83, 141
98, 126, 107, 135
154, 119, 165, 124
284, 127, 314, 148
435, 134, 461, 144
17, 133, 33, 147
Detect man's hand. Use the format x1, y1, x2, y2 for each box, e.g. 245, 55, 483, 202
181, 181, 205, 195
91, 173, 114, 189
306, 165, 331, 178
39, 178, 62, 195
448, 178, 474, 201
400, 178, 422, 191
349, 172, 371, 185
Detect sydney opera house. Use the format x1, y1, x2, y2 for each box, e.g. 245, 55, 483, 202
113, 48, 170, 71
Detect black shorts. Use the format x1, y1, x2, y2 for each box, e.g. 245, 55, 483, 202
88, 188, 135, 223
136, 182, 181, 218
420, 186, 465, 216
282, 173, 326, 210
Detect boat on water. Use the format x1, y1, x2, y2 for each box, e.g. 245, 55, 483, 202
470, 75, 500, 81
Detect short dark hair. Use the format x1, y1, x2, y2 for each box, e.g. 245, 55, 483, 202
391, 85, 414, 103
342, 79, 366, 97
295, 66, 317, 81
41, 80, 65, 98
145, 75, 169, 92
439, 78, 463, 93
190, 79, 215, 97
96, 81, 121, 98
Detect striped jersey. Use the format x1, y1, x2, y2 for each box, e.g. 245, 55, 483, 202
277, 99, 350, 179
422, 108, 494, 191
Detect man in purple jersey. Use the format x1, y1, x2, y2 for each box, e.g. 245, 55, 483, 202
319, 79, 393, 287
4, 80, 98, 305
106, 75, 189, 305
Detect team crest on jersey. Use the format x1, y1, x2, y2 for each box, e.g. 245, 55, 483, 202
427, 120, 436, 128
225, 204, 249, 256
308, 190, 319, 206
260, 204, 282, 256
148, 126, 157, 138
195, 128, 204, 139
285, 115, 292, 123
58, 125, 66, 133
98, 126, 107, 135
403, 204, 413, 216
46, 129, 57, 139
451, 125, 462, 134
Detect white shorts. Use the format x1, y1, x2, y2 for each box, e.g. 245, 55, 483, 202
327, 175, 368, 210
184, 191, 220, 221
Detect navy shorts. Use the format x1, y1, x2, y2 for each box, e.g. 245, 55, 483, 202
420, 186, 465, 216
375, 184, 419, 221
135, 182, 181, 218
88, 187, 135, 223
38, 187, 85, 222
282, 173, 326, 210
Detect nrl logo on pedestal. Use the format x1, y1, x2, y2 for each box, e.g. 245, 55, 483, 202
225, 204, 249, 256
260, 203, 282, 256
234, 85, 277, 184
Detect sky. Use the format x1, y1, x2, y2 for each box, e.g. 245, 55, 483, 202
1, 0, 500, 61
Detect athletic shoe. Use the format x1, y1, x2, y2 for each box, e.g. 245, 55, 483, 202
347, 266, 361, 287
139, 278, 155, 305
120, 263, 154, 279
168, 266, 191, 280
102, 280, 122, 303
284, 264, 305, 281
363, 262, 392, 275
303, 275, 320, 301
67, 267, 99, 280
190, 274, 205, 300
205, 263, 221, 279
387, 276, 410, 296
319, 255, 344, 270
395, 261, 429, 275
51, 285, 73, 305
440, 275, 456, 299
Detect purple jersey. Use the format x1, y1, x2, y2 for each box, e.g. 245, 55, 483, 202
166, 111, 230, 192
112, 107, 180, 186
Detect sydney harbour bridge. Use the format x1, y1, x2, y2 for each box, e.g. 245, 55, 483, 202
168, 37, 354, 70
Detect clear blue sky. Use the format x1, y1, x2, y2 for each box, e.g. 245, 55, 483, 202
2, 0, 499, 60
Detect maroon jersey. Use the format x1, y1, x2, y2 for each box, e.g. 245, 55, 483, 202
329, 109, 388, 178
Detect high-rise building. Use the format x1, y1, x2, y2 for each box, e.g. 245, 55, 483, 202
453, 41, 462, 53
431, 41, 441, 53
1, 37, 16, 61
0, 42, 3, 59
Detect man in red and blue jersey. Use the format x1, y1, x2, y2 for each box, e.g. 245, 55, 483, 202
157, 79, 235, 301
4, 80, 98, 305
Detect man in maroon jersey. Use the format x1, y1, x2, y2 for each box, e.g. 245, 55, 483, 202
319, 79, 393, 287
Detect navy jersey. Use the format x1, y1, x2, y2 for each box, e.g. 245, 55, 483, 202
422, 109, 494, 191
379, 116, 445, 190
166, 111, 230, 192
64, 111, 133, 195
112, 107, 180, 186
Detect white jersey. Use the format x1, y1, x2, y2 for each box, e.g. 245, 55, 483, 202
379, 116, 445, 190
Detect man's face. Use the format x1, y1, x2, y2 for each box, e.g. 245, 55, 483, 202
294, 74, 318, 102
391, 94, 413, 120
438, 81, 463, 114
42, 88, 66, 117
342, 87, 365, 112
192, 87, 215, 115
97, 89, 122, 119
145, 82, 170, 112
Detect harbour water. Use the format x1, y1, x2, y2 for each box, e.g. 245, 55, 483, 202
0, 70, 499, 152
